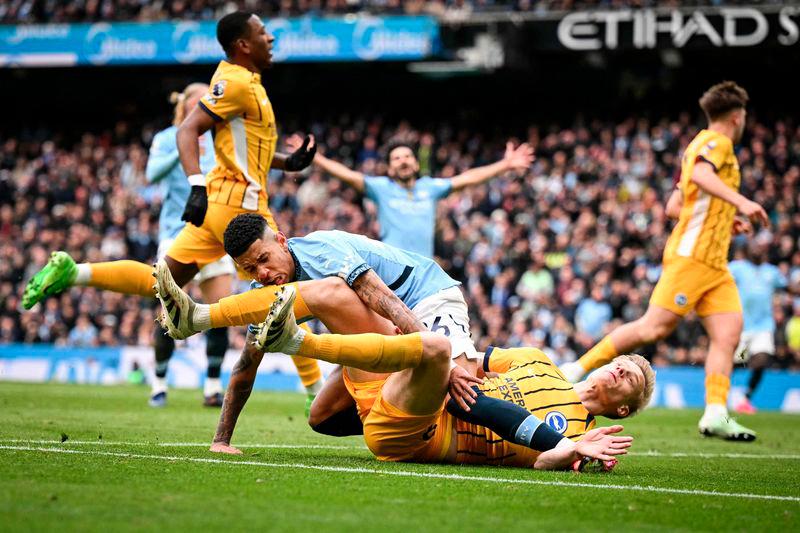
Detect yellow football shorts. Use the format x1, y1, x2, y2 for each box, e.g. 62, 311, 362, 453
362, 391, 452, 463
166, 203, 277, 275
650, 256, 742, 317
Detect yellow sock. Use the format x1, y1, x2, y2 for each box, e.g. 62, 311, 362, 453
577, 335, 619, 372
293, 323, 322, 388
89, 261, 154, 297
705, 373, 730, 406
209, 282, 312, 328
298, 332, 423, 373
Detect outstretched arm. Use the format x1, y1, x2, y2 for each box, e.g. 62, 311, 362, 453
272, 134, 317, 172
534, 425, 632, 471
285, 134, 364, 191
210, 332, 265, 453
350, 270, 425, 334
314, 153, 366, 193
450, 141, 534, 192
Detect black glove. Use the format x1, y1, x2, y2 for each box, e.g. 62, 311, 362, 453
284, 135, 316, 171
181, 185, 208, 227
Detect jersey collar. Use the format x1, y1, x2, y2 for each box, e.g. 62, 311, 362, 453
221, 59, 261, 83
287, 242, 306, 281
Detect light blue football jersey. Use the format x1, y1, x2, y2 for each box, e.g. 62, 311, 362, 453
729, 259, 786, 333
287, 230, 459, 309
146, 126, 216, 242
363, 176, 452, 258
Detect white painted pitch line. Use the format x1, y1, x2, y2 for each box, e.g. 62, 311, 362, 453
1, 445, 798, 504
1, 440, 797, 460
633, 450, 800, 460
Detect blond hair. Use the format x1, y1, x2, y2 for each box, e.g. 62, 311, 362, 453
614, 354, 655, 416
170, 83, 209, 127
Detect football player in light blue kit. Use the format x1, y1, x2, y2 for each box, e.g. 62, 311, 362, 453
302, 138, 534, 257
235, 223, 480, 365
729, 242, 787, 414
153, 213, 484, 438
146, 83, 236, 408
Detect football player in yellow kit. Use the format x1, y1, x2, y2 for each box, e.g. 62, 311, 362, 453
561, 81, 768, 441
22, 12, 324, 409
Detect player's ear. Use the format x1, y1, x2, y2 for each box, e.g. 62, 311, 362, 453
276, 231, 287, 247
616, 404, 630, 418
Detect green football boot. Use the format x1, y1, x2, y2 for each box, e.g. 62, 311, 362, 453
698, 413, 756, 442
22, 251, 78, 309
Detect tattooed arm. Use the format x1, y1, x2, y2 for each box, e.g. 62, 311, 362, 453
350, 270, 426, 334
210, 332, 264, 454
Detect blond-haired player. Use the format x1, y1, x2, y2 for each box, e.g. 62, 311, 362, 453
221, 285, 647, 470
561, 81, 768, 441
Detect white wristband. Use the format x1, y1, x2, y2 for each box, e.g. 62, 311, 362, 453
188, 174, 205, 187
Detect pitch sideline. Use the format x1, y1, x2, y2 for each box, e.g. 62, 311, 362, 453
1, 444, 798, 503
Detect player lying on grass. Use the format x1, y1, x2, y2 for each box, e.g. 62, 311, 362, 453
155, 266, 651, 470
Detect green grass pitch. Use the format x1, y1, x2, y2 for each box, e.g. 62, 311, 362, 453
1, 382, 798, 532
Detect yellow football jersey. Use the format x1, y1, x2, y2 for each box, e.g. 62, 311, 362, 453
198, 60, 278, 213
663, 129, 741, 270
454, 347, 595, 468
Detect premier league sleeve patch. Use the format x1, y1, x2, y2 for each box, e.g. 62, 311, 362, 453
212, 80, 227, 98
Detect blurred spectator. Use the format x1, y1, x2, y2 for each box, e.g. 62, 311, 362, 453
67, 314, 98, 347
575, 285, 612, 343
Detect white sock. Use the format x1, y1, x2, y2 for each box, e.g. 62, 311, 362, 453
704, 403, 728, 419
151, 377, 168, 395
75, 263, 92, 285
305, 378, 324, 396
204, 377, 222, 396
192, 304, 212, 331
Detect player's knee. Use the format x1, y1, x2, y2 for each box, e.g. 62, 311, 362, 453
420, 332, 451, 367
638, 315, 677, 343
310, 277, 353, 311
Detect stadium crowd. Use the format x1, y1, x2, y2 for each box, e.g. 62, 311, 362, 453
1, 113, 799, 371
0, 0, 773, 23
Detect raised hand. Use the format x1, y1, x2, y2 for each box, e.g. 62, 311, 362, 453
284, 134, 317, 171
503, 141, 535, 174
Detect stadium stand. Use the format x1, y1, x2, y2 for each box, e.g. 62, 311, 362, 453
0, 0, 775, 23
2, 113, 798, 370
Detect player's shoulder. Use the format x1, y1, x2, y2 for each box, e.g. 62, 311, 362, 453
364, 175, 391, 186
213, 60, 251, 82
702, 129, 733, 151
208, 62, 251, 96
151, 126, 177, 146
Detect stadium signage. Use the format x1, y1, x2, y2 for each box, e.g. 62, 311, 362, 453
557, 7, 800, 50
0, 16, 440, 67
